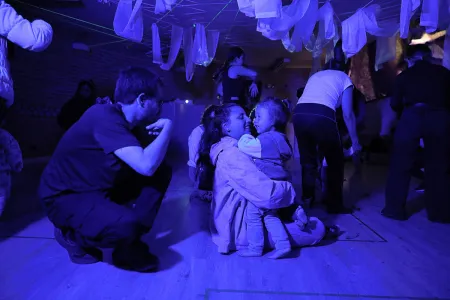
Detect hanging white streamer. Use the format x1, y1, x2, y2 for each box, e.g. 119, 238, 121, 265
206, 30, 220, 67
183, 27, 195, 82
304, 1, 336, 58
154, 0, 177, 14
192, 24, 209, 66
113, 0, 144, 42
342, 4, 398, 58
151, 24, 183, 71
237, 0, 282, 18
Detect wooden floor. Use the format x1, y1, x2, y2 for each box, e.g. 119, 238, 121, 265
1, 158, 450, 300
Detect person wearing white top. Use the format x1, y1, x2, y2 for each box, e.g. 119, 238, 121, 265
292, 59, 361, 214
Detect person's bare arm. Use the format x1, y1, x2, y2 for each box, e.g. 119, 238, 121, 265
115, 119, 173, 176
341, 86, 360, 149
228, 65, 257, 80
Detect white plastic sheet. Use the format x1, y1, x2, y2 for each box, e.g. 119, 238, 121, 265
152, 24, 183, 71
113, 0, 144, 42
237, 0, 282, 18
400, 0, 421, 38
342, 5, 398, 58
154, 0, 177, 14
183, 27, 195, 82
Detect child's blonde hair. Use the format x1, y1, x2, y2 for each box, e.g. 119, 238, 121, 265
255, 97, 291, 132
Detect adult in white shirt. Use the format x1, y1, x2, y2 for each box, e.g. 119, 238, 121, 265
292, 59, 361, 214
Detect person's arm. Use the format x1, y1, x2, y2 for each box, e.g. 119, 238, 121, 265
228, 65, 257, 80
0, 2, 53, 52
220, 147, 295, 210
237, 134, 262, 158
114, 120, 173, 177
341, 86, 359, 147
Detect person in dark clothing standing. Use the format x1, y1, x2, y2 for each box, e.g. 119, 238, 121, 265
383, 45, 450, 223
292, 58, 361, 214
39, 67, 173, 272
57, 80, 96, 131
213, 47, 259, 109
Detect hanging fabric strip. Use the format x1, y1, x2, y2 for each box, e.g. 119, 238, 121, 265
305, 1, 335, 58
113, 0, 144, 42
151, 24, 183, 71
281, 0, 318, 52
237, 0, 282, 18
154, 0, 177, 14
257, 0, 310, 41
399, 0, 421, 38
342, 5, 398, 58
443, 26, 450, 70
420, 0, 439, 33
192, 24, 209, 66
206, 30, 220, 67
183, 27, 195, 82
375, 35, 397, 71
325, 20, 340, 63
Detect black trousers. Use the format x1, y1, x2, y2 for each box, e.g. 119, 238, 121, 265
43, 163, 172, 249
292, 103, 344, 209
385, 105, 450, 222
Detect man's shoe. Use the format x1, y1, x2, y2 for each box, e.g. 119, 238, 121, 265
54, 227, 101, 264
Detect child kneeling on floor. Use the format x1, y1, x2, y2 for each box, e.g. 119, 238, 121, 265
187, 105, 219, 202
237, 97, 308, 259
0, 99, 23, 217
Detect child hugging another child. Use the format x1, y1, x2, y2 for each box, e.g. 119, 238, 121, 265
237, 97, 308, 259
0, 99, 23, 217
188, 105, 220, 202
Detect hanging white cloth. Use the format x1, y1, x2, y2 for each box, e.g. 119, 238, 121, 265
113, 0, 143, 42
206, 30, 220, 67
375, 36, 397, 71
443, 26, 450, 70
420, 0, 439, 33
154, 0, 177, 14
400, 0, 421, 38
304, 1, 335, 58
257, 0, 310, 42
183, 27, 195, 82
342, 5, 398, 58
152, 24, 183, 71
281, 0, 318, 52
192, 24, 209, 66
324, 28, 340, 63
237, 0, 282, 18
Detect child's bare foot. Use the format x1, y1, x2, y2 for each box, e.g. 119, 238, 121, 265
237, 249, 262, 257
266, 248, 291, 259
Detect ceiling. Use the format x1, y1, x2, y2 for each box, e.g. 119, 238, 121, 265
14, 0, 403, 67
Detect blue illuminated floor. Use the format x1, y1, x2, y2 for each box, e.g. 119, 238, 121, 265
1, 159, 449, 300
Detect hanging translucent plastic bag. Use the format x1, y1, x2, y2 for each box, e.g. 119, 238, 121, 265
113, 0, 144, 42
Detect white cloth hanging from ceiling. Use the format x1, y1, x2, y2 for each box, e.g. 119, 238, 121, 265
191, 24, 220, 67
183, 27, 195, 82
256, 0, 310, 41
420, 0, 439, 33
375, 36, 397, 71
342, 5, 398, 58
324, 27, 340, 63
237, 0, 282, 18
206, 30, 220, 67
304, 1, 335, 58
443, 26, 450, 70
281, 0, 318, 52
151, 24, 183, 71
113, 0, 143, 42
400, 0, 421, 38
154, 0, 177, 14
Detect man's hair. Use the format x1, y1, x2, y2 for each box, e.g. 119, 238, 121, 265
114, 67, 162, 104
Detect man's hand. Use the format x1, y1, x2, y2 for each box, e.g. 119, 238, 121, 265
146, 119, 173, 135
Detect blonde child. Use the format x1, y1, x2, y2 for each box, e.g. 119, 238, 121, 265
237, 97, 308, 259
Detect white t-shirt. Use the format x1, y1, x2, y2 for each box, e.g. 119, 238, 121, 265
297, 70, 353, 111
187, 125, 204, 168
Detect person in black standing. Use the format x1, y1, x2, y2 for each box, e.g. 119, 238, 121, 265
57, 80, 97, 131
383, 44, 450, 223
39, 67, 173, 272
213, 47, 259, 109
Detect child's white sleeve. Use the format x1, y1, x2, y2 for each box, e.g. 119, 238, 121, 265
237, 134, 262, 158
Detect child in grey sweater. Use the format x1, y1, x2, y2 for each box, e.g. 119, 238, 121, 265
237, 97, 308, 259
